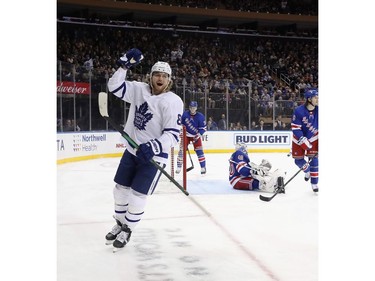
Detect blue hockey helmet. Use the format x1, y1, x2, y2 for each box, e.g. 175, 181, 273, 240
304, 88, 318, 99
235, 142, 248, 154
189, 101, 198, 108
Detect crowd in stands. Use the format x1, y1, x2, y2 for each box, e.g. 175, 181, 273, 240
125, 0, 318, 15
206, 117, 290, 131
57, 18, 318, 131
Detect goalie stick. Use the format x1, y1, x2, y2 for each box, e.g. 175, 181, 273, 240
98, 92, 189, 196
259, 152, 318, 202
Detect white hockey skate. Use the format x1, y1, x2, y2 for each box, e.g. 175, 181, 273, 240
113, 225, 132, 253
105, 217, 122, 245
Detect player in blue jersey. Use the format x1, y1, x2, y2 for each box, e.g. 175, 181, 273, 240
176, 101, 207, 174
229, 143, 285, 192
104, 48, 183, 251
291, 88, 319, 192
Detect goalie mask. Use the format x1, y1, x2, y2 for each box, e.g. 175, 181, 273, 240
235, 142, 248, 154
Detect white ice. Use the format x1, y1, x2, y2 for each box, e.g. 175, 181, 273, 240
57, 153, 318, 281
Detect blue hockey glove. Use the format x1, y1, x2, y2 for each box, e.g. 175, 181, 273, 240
117, 48, 144, 69
136, 139, 162, 162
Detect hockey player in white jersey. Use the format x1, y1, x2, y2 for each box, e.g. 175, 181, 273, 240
104, 48, 184, 252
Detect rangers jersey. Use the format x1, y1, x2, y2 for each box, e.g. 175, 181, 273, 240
181, 110, 207, 137
229, 150, 252, 185
291, 105, 318, 143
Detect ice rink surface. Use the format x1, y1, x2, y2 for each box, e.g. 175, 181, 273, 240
57, 153, 318, 281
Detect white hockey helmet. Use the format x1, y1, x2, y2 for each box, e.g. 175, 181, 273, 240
150, 61, 172, 77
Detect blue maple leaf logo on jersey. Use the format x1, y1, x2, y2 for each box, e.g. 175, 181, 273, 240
134, 102, 153, 130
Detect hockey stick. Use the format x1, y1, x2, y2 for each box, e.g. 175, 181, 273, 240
259, 152, 318, 202
98, 92, 189, 196
186, 147, 194, 172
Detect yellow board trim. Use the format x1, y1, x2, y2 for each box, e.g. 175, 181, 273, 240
57, 153, 122, 165
57, 149, 290, 165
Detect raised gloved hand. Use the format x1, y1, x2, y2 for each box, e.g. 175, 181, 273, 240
117, 48, 144, 69
297, 136, 312, 150
193, 133, 201, 143
136, 139, 162, 162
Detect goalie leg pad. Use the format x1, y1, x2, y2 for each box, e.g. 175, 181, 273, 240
258, 177, 277, 192
258, 169, 285, 193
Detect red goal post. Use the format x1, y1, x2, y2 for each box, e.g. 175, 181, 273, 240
170, 125, 187, 190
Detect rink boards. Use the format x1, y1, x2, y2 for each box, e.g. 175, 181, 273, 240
57, 131, 292, 164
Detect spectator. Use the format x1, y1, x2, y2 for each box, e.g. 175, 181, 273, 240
63, 119, 75, 132
208, 95, 216, 108
273, 115, 283, 130
281, 122, 289, 130
254, 119, 269, 131
276, 115, 283, 128
57, 118, 62, 131
218, 114, 227, 130
251, 121, 257, 130
234, 122, 243, 130
207, 116, 218, 131
273, 121, 279, 131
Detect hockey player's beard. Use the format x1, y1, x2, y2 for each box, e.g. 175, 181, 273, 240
152, 84, 167, 95
151, 80, 172, 95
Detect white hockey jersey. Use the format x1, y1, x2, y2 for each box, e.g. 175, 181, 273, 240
108, 68, 183, 164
